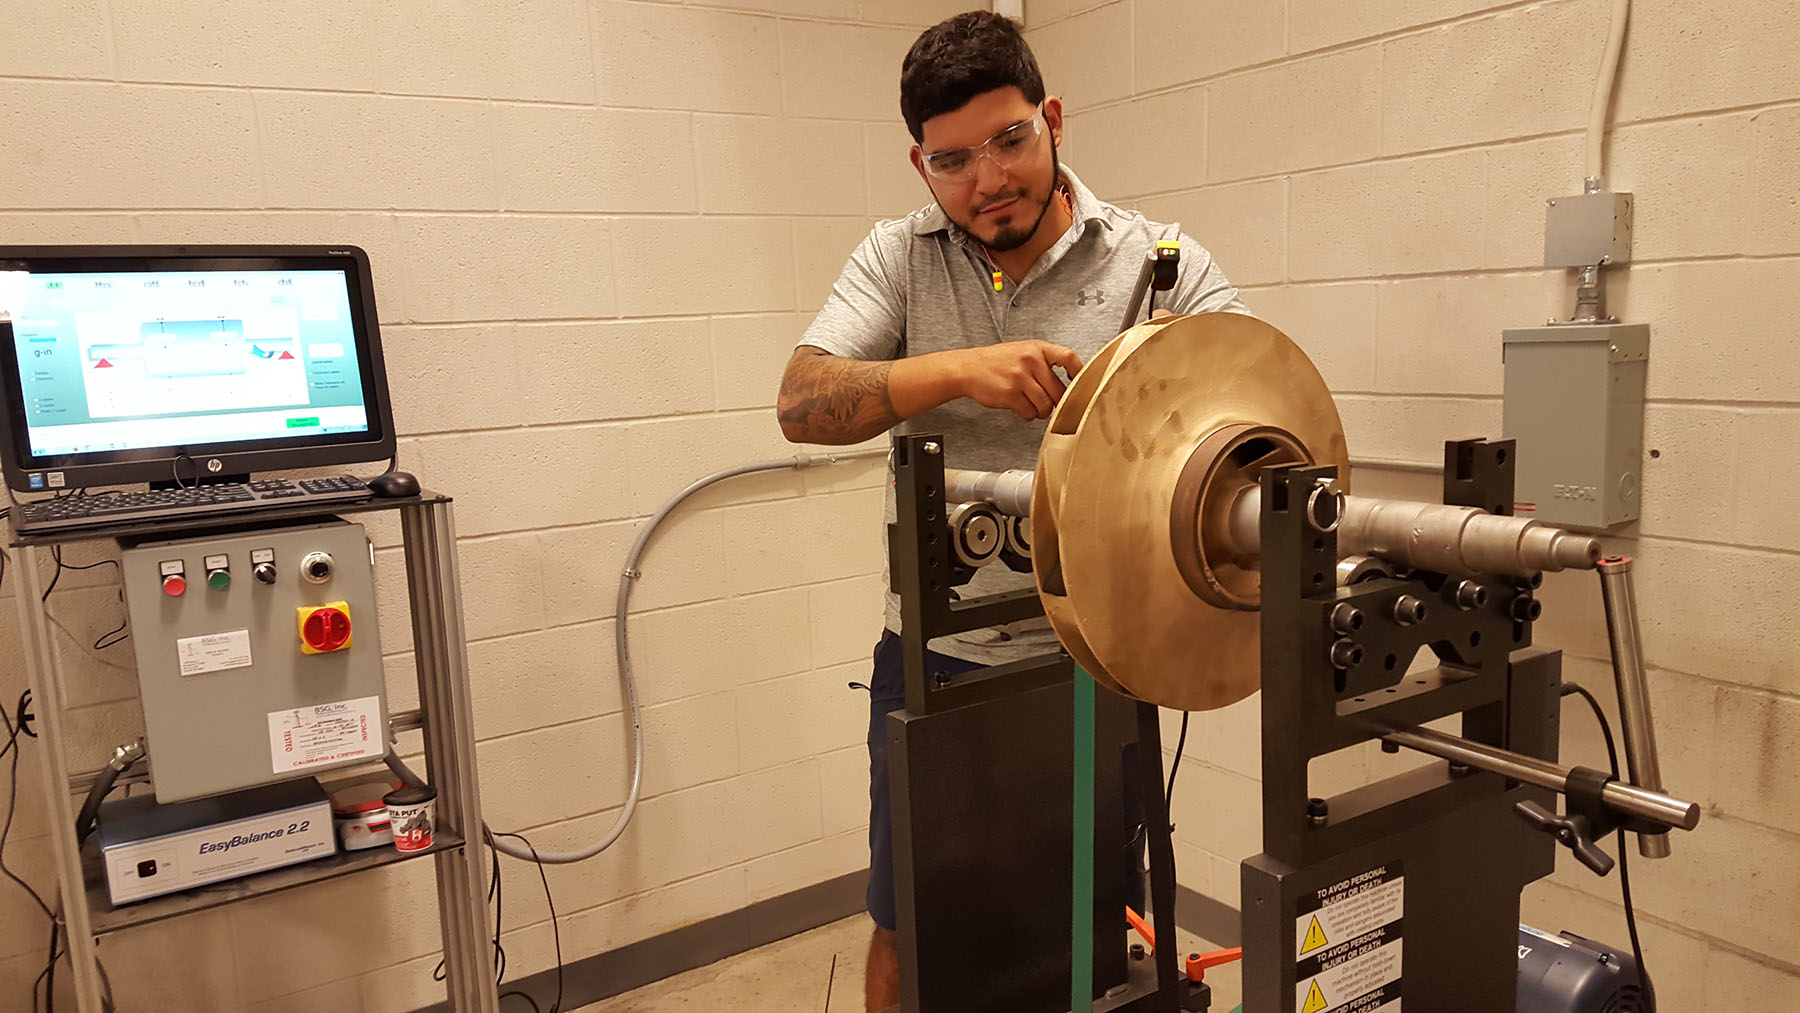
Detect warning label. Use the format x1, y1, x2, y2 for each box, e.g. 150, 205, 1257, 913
1294, 862, 1403, 1012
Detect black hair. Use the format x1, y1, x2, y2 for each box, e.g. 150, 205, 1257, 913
900, 11, 1046, 143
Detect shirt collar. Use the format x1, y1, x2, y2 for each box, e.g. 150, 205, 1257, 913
908, 165, 1112, 242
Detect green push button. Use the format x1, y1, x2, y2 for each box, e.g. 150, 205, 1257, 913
207, 569, 231, 590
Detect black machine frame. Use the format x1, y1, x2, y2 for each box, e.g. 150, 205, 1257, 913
884, 432, 1200, 1013
1241, 439, 1561, 1011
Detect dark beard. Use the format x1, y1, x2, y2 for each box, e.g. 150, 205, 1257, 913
947, 145, 1061, 253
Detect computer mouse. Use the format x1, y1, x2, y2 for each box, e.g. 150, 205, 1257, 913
368, 470, 421, 498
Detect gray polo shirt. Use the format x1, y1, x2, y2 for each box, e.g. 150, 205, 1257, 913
798, 165, 1250, 665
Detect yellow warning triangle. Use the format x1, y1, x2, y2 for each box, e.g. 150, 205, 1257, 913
1300, 915, 1330, 955
1302, 980, 1329, 1013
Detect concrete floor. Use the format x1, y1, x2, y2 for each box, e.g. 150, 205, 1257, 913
584, 915, 1243, 1012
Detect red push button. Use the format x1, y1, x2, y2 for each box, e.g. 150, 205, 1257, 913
297, 603, 353, 654
162, 574, 187, 597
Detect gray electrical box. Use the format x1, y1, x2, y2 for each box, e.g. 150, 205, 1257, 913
1544, 191, 1633, 268
119, 520, 388, 803
1501, 323, 1649, 530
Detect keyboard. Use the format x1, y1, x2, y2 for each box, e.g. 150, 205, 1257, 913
12, 476, 372, 533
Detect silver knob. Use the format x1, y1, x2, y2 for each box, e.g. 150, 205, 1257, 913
300, 551, 334, 584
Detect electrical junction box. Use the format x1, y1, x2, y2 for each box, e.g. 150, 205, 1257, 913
1544, 191, 1633, 268
1502, 323, 1649, 530
96, 777, 335, 905
119, 520, 388, 804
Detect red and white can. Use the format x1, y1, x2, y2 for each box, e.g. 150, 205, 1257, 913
383, 784, 438, 853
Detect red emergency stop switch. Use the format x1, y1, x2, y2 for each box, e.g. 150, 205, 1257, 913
297, 602, 353, 654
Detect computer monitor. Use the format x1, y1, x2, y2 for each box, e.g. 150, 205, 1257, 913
0, 245, 397, 493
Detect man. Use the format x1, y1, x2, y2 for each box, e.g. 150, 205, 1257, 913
776, 11, 1248, 1011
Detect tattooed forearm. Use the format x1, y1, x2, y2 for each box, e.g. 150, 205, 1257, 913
776, 349, 901, 445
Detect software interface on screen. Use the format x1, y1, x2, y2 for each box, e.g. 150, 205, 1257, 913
3, 268, 371, 460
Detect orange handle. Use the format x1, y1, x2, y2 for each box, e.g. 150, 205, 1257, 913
1185, 947, 1244, 983
1125, 906, 1156, 951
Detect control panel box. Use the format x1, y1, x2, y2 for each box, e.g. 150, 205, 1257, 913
119, 520, 388, 803
1502, 323, 1649, 529
97, 777, 335, 905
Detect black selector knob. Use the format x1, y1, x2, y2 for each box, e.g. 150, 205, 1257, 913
254, 562, 278, 585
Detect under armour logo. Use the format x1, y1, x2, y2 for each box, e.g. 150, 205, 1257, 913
1077, 289, 1106, 306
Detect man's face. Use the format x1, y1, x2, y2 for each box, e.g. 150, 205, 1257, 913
912, 87, 1063, 252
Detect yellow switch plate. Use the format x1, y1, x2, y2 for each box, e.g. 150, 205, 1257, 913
296, 601, 354, 654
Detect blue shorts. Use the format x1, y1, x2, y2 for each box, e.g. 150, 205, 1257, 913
864, 630, 983, 932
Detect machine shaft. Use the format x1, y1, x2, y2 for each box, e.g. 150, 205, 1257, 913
944, 468, 1034, 518
1222, 487, 1600, 578
1597, 557, 1674, 859
944, 465, 1600, 579
1378, 724, 1698, 832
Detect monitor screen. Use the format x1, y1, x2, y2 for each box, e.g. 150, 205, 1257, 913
0, 246, 396, 492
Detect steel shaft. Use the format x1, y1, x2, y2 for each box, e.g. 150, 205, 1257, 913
944, 468, 1034, 517
946, 466, 1601, 578
1225, 486, 1599, 578
1598, 556, 1674, 859
1379, 724, 1699, 832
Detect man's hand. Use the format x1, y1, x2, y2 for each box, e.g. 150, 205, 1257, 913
775, 339, 1084, 445
950, 340, 1083, 421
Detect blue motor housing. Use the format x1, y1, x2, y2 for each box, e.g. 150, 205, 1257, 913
1517, 925, 1651, 1012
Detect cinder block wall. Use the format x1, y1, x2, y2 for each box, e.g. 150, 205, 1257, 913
0, 1, 970, 1008
1032, 0, 1800, 1004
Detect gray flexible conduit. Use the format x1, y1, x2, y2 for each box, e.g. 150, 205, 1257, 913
471, 448, 887, 865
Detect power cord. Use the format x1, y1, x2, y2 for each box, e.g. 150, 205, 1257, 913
1, 690, 54, 923
0, 547, 120, 1012
490, 831, 564, 1013
34, 901, 117, 1013
1164, 711, 1189, 820
41, 547, 130, 650
1561, 681, 1653, 1007
1, 690, 35, 762
432, 834, 513, 993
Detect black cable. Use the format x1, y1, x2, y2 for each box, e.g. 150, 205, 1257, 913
1164, 711, 1189, 818
43, 915, 57, 1013
0, 691, 32, 763
492, 837, 507, 985
40, 548, 129, 648
35, 916, 57, 1013
43, 547, 122, 603
432, 835, 508, 986
493, 831, 563, 1013
1, 693, 55, 921
41, 546, 63, 601
1563, 682, 1653, 1007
